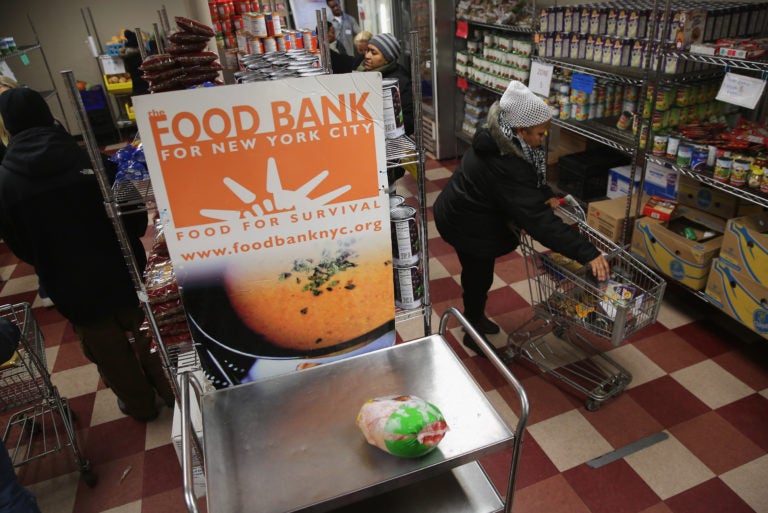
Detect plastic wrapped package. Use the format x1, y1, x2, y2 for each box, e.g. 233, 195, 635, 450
139, 53, 177, 72
175, 16, 215, 37
144, 260, 180, 304
168, 31, 211, 44
356, 395, 449, 458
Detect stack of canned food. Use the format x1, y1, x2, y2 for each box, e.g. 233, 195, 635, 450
234, 50, 323, 82
389, 195, 424, 310
456, 29, 533, 93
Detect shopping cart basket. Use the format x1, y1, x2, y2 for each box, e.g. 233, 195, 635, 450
0, 302, 96, 486
502, 197, 666, 411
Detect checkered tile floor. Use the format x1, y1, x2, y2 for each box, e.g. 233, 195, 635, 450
3, 157, 768, 512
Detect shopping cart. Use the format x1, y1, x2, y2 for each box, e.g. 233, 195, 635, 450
0, 302, 96, 486
502, 196, 666, 411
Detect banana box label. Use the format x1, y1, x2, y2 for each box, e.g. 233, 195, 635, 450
719, 213, 768, 286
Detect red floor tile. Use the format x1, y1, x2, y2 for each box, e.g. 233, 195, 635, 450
564, 459, 659, 513
40, 320, 68, 347
9, 262, 36, 278
142, 487, 203, 513
583, 394, 664, 449
627, 376, 711, 428
716, 394, 768, 452
31, 306, 68, 327
512, 435, 559, 490
494, 252, 530, 284
664, 477, 754, 513
15, 425, 90, 486
426, 236, 456, 258
623, 321, 669, 345
713, 349, 768, 392
83, 417, 148, 465
670, 411, 764, 474
51, 343, 92, 373
433, 251, 461, 276
72, 452, 145, 513
142, 444, 184, 498
0, 252, 19, 267
672, 321, 736, 358
633, 331, 708, 373
486, 286, 530, 316
514, 474, 591, 513
427, 276, 464, 304
518, 374, 584, 424
638, 504, 675, 513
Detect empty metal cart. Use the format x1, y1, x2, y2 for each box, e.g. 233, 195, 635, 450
0, 302, 96, 486
504, 198, 666, 411
181, 308, 530, 513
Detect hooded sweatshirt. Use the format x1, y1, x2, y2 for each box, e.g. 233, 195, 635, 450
434, 101, 600, 264
0, 125, 147, 324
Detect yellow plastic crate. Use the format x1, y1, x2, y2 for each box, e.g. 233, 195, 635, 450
104, 75, 133, 94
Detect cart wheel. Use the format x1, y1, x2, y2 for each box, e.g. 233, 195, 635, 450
585, 399, 601, 412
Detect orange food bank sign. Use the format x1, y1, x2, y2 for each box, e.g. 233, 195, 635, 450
134, 74, 395, 386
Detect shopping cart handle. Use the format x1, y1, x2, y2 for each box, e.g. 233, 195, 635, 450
559, 194, 580, 208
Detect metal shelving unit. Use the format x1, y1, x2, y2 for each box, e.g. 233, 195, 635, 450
1, 18, 69, 131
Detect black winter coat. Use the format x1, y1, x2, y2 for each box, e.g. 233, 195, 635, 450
0, 125, 147, 324
434, 102, 600, 264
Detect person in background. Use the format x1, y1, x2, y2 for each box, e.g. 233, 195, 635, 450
321, 21, 355, 74
433, 80, 609, 352
352, 30, 372, 68
358, 33, 413, 185
118, 30, 149, 97
0, 88, 174, 422
326, 0, 360, 56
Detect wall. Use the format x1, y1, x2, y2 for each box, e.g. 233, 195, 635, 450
0, 0, 190, 134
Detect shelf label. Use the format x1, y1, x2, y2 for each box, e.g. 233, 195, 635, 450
457, 77, 468, 90
571, 73, 595, 94
455, 20, 469, 39
529, 61, 554, 97
716, 72, 766, 110
99, 55, 126, 75
20, 54, 30, 66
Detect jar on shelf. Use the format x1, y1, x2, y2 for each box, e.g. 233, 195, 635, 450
748, 165, 764, 189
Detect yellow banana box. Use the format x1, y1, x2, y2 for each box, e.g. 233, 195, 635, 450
631, 207, 725, 290
677, 176, 739, 219
719, 213, 768, 286
705, 258, 768, 339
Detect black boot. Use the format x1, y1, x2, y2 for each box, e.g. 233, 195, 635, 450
462, 334, 489, 358
464, 314, 500, 335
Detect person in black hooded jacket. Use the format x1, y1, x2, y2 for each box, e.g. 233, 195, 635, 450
434, 80, 609, 346
0, 88, 173, 421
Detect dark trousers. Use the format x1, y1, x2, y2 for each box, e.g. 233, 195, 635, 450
0, 441, 41, 513
456, 251, 496, 319
73, 306, 174, 418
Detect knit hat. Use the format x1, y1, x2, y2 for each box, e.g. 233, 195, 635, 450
0, 88, 55, 136
368, 33, 400, 63
498, 80, 552, 129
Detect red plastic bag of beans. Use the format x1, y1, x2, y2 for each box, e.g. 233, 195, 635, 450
174, 51, 219, 66
139, 53, 176, 72
175, 16, 215, 37
141, 66, 183, 82
168, 31, 211, 44
166, 43, 208, 55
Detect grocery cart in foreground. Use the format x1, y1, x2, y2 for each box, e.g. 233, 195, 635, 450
502, 197, 666, 411
0, 302, 95, 485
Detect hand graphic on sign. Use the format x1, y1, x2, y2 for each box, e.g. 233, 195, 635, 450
200, 157, 352, 221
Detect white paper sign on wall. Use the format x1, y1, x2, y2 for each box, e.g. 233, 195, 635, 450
716, 72, 766, 110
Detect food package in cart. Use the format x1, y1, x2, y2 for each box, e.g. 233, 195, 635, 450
597, 279, 644, 322
356, 395, 449, 458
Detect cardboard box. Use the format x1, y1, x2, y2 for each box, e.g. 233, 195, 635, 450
588, 193, 647, 242
606, 165, 643, 199
643, 160, 678, 200
719, 212, 768, 285
676, 175, 739, 219
642, 196, 678, 222
631, 206, 725, 290
705, 258, 768, 339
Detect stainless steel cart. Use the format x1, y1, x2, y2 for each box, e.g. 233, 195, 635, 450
504, 198, 666, 411
0, 302, 96, 486
181, 308, 529, 513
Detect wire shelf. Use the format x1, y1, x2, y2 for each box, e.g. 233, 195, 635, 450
456, 18, 536, 33
669, 50, 768, 73
386, 135, 420, 167
551, 117, 637, 154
